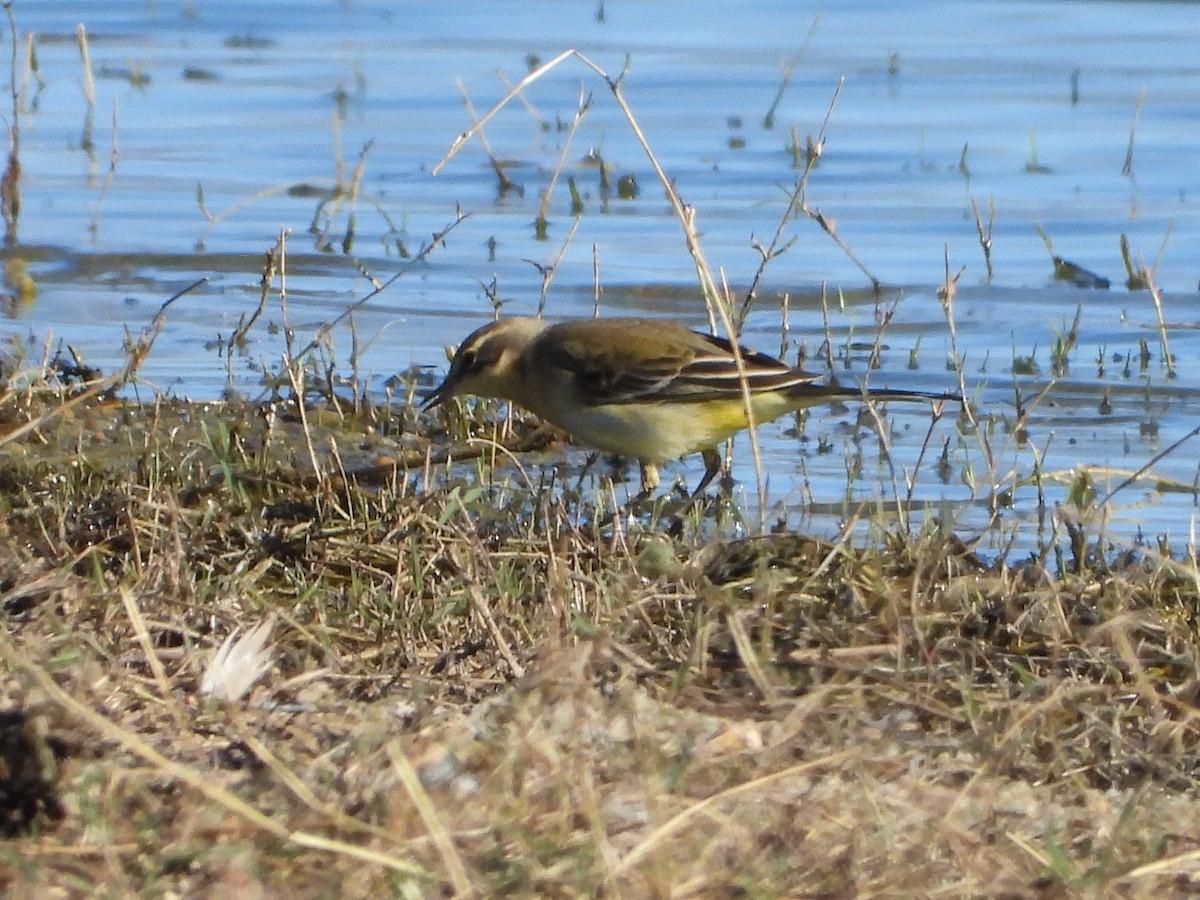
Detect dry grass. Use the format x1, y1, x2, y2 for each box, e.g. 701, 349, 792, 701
4, 9, 1197, 895
1, 361, 1200, 899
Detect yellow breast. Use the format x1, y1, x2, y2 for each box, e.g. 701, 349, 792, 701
529, 392, 798, 464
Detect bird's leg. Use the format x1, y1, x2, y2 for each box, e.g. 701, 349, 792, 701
690, 448, 724, 497
574, 451, 601, 493
635, 461, 661, 500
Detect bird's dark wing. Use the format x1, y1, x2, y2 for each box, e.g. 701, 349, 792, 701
537, 318, 823, 406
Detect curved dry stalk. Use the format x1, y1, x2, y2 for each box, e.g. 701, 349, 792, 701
536, 85, 594, 234
1143, 264, 1175, 380
761, 20, 820, 130
1101, 422, 1200, 506
291, 209, 470, 363
387, 742, 473, 894
532, 214, 582, 315
0, 636, 434, 882
433, 49, 775, 523
610, 751, 854, 877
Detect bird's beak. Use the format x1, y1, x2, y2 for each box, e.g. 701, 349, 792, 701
421, 374, 454, 411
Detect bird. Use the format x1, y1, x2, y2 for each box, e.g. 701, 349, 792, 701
423, 316, 959, 496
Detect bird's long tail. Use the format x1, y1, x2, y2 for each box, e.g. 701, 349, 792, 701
858, 385, 963, 403
788, 383, 963, 404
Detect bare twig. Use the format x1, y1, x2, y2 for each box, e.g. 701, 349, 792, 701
738, 86, 854, 327
761, 19, 820, 130
291, 210, 470, 363
530, 214, 582, 316
1122, 88, 1145, 178
88, 99, 120, 238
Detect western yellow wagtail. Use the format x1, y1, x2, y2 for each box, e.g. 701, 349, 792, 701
424, 316, 959, 495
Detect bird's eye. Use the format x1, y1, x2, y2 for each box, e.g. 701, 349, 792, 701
457, 349, 477, 371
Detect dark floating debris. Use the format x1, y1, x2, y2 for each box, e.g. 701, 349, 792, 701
1053, 256, 1110, 290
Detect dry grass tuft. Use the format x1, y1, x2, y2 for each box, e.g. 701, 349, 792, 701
1, 364, 1199, 898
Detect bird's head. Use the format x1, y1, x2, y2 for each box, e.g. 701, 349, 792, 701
422, 316, 548, 410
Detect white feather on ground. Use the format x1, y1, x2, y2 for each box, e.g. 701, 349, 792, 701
200, 617, 276, 702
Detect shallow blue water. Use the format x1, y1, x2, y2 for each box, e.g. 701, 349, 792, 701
5, 0, 1200, 554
